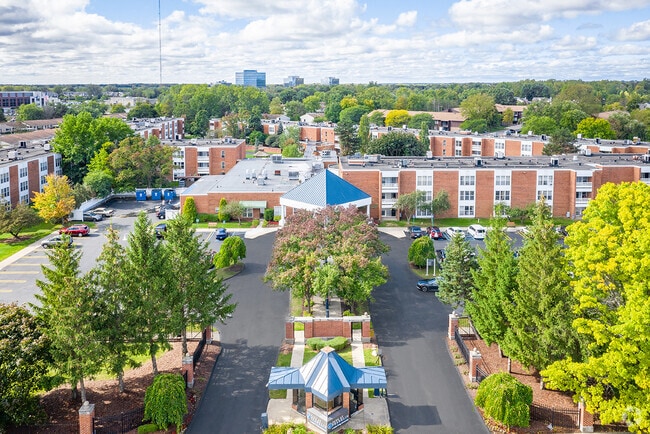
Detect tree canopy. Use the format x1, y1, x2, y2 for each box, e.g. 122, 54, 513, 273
31, 174, 76, 224
366, 131, 427, 156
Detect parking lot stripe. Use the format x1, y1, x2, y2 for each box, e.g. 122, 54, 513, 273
7, 263, 43, 266
0, 280, 26, 284
0, 271, 39, 274
0, 289, 13, 293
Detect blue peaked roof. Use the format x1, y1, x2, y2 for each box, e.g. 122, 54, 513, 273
267, 347, 387, 401
281, 170, 370, 208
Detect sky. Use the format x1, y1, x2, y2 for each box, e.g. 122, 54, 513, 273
1, 0, 650, 85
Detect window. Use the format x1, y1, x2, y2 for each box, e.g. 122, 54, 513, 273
442, 149, 446, 156
221, 161, 226, 169
459, 205, 474, 216
19, 167, 28, 178
55, 157, 62, 167
538, 175, 553, 186
495, 190, 510, 201
576, 176, 591, 183
521, 143, 532, 152
460, 175, 475, 186
40, 175, 47, 185
495, 175, 510, 186
197, 151, 209, 157
174, 162, 185, 169
494, 140, 505, 151
0, 172, 8, 183
381, 192, 398, 200
198, 162, 209, 168
243, 208, 254, 218
382, 177, 398, 186
455, 148, 463, 156
221, 150, 226, 158
40, 161, 48, 171
416, 175, 432, 186
459, 190, 475, 201
173, 150, 184, 158
19, 194, 29, 204
20, 180, 29, 192
576, 191, 590, 199
537, 190, 553, 200
0, 186, 9, 198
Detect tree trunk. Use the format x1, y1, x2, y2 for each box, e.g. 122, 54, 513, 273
71, 381, 78, 401
79, 376, 87, 403
150, 341, 159, 376
181, 326, 188, 356
118, 372, 125, 393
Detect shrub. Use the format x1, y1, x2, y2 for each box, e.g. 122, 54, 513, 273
306, 336, 348, 352
475, 372, 532, 428
262, 219, 269, 228
198, 213, 219, 222
264, 208, 274, 221
264, 423, 308, 434
137, 423, 159, 434
367, 425, 394, 433
214, 236, 247, 268
182, 197, 198, 222
143, 373, 187, 431
273, 215, 281, 222
408, 236, 435, 268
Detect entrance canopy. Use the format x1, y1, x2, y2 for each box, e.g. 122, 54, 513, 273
267, 347, 387, 401
280, 170, 371, 212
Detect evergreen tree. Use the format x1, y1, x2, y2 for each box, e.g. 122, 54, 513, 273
419, 121, 430, 151
182, 197, 198, 223
501, 201, 581, 371
90, 227, 137, 392
335, 119, 359, 156
437, 232, 477, 309
33, 236, 104, 402
125, 212, 170, 375
466, 218, 517, 346
164, 216, 236, 355
357, 114, 371, 153
217, 198, 228, 222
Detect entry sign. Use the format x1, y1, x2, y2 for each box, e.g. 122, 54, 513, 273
427, 259, 436, 266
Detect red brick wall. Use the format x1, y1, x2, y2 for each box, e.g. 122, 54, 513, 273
9, 166, 18, 205
340, 170, 382, 221
399, 171, 416, 196
187, 192, 284, 216
482, 138, 495, 157
321, 127, 336, 144
300, 126, 321, 142
312, 320, 352, 339
510, 170, 537, 208
185, 147, 198, 176
434, 170, 458, 218
208, 142, 245, 175
47, 155, 55, 173
505, 140, 521, 156
552, 170, 574, 217
27, 160, 39, 201
475, 170, 494, 218
532, 141, 545, 155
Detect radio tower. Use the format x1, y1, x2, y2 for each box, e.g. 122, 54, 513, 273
158, 0, 163, 84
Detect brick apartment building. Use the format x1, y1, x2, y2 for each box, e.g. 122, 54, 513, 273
164, 137, 247, 186
128, 117, 184, 141
0, 143, 62, 207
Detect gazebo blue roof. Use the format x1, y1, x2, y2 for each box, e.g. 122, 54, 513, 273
267, 347, 387, 401
281, 170, 371, 208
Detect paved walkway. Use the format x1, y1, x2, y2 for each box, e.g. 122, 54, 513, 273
266, 296, 391, 430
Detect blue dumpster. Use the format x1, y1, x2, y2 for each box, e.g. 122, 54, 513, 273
135, 189, 147, 201
164, 189, 176, 201
151, 189, 162, 201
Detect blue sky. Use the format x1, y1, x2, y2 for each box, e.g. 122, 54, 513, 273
1, 0, 650, 84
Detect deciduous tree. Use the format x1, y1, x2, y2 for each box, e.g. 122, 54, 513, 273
541, 182, 650, 432
385, 109, 411, 127
109, 136, 175, 190
214, 236, 246, 268
367, 131, 426, 156
408, 236, 436, 268
0, 202, 42, 239
393, 190, 426, 224
224, 201, 244, 225
574, 117, 616, 139
335, 119, 359, 156
32, 174, 76, 224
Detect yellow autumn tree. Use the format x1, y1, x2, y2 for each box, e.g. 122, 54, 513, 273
32, 174, 76, 224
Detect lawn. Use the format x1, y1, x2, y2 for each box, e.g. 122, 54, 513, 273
303, 344, 353, 365
0, 222, 58, 261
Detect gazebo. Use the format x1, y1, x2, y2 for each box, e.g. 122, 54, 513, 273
267, 347, 387, 433
279, 170, 372, 223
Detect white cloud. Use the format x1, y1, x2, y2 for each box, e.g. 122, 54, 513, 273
616, 19, 650, 41
396, 11, 417, 27
550, 35, 598, 51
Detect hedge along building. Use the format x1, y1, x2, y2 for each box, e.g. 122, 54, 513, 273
267, 346, 387, 433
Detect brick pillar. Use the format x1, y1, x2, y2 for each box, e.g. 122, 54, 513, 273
579, 399, 594, 433
78, 401, 95, 434
182, 355, 194, 388
448, 310, 459, 340
305, 392, 313, 409
292, 389, 298, 411
361, 314, 371, 342
285, 320, 295, 344
343, 320, 352, 339
205, 326, 212, 344
469, 348, 482, 383
304, 320, 314, 339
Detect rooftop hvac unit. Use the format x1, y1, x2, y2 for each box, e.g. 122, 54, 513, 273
584, 149, 592, 156
312, 162, 323, 171
20, 141, 27, 148
641, 154, 650, 163
577, 134, 582, 139
288, 171, 299, 180
271, 154, 282, 163
245, 169, 250, 179
474, 157, 483, 167
595, 138, 601, 144
251, 169, 257, 179
550, 158, 559, 167
528, 131, 533, 136
495, 151, 505, 159
43, 143, 51, 151
257, 177, 265, 186
8, 151, 17, 160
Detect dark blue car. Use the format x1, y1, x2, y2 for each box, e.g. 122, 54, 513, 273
215, 228, 229, 241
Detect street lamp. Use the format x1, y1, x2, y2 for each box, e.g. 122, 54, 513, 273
319, 255, 334, 318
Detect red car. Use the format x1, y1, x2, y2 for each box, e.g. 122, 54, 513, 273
427, 226, 444, 240
59, 224, 90, 237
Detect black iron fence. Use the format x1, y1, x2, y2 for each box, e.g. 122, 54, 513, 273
454, 327, 470, 364
193, 329, 207, 369
10, 423, 79, 434
94, 406, 145, 434
530, 403, 580, 428
475, 364, 489, 383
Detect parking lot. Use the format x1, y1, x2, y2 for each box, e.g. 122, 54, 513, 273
0, 198, 235, 306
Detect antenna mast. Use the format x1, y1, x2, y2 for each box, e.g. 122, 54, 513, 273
158, 0, 162, 84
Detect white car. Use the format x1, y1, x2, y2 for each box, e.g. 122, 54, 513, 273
468, 224, 486, 240
92, 207, 115, 217
446, 227, 465, 238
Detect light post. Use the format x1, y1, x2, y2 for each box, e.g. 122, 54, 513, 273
319, 255, 334, 318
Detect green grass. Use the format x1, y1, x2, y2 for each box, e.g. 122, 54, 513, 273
195, 221, 255, 229
364, 348, 381, 367
92, 346, 169, 380
303, 344, 353, 365
411, 263, 439, 279
213, 263, 244, 280
0, 222, 58, 261
269, 350, 293, 399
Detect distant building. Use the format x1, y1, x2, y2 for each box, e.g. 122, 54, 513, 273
0, 91, 56, 113
283, 75, 304, 87
235, 70, 266, 88
127, 117, 185, 141
321, 77, 340, 86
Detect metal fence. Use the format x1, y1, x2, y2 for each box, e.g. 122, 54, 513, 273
454, 327, 470, 364
192, 329, 207, 369
530, 403, 580, 428
93, 406, 145, 434
475, 364, 489, 383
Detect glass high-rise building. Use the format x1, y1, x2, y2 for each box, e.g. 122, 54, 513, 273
235, 70, 266, 88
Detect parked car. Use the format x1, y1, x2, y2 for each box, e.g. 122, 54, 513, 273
157, 206, 168, 219
446, 227, 465, 238
427, 226, 443, 239
408, 226, 425, 239
416, 278, 439, 292
215, 228, 229, 241
83, 211, 103, 222
436, 249, 446, 263
155, 223, 167, 239
555, 225, 568, 237
92, 207, 115, 217
467, 224, 486, 240
41, 235, 73, 249
59, 224, 90, 237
